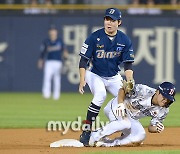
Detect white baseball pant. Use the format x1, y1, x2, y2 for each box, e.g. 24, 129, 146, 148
85, 70, 123, 107
90, 97, 146, 146
42, 60, 62, 100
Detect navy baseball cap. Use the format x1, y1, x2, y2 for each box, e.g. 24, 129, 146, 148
105, 8, 122, 20
49, 24, 57, 30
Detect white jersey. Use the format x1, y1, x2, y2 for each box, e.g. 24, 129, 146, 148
124, 84, 169, 125
89, 84, 171, 147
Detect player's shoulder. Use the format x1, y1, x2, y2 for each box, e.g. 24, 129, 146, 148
90, 28, 104, 38
57, 37, 63, 41
56, 37, 64, 44
42, 38, 50, 44
85, 28, 104, 43
135, 84, 155, 90
117, 30, 131, 41
117, 30, 126, 36
134, 84, 156, 96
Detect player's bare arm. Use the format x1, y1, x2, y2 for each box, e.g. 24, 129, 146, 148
63, 49, 69, 59
118, 88, 125, 103
37, 59, 44, 69
124, 69, 133, 82
79, 68, 86, 94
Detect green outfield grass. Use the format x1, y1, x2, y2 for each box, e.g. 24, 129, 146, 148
0, 92, 179, 128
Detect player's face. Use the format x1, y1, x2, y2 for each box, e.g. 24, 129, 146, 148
48, 29, 58, 41
104, 16, 121, 36
157, 91, 171, 107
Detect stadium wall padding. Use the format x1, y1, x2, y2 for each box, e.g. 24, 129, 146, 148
0, 13, 179, 92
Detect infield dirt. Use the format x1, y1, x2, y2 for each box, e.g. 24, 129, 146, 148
0, 128, 180, 154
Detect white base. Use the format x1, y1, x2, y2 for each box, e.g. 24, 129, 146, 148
50, 139, 84, 148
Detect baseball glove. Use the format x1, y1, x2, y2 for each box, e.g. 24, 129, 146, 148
122, 79, 135, 94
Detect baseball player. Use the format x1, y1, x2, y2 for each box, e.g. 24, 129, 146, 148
38, 25, 68, 100
89, 81, 176, 147
79, 8, 135, 146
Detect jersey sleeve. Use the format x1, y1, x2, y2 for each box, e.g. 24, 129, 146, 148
39, 40, 47, 59
122, 38, 134, 63
150, 108, 169, 125
60, 38, 66, 51
79, 35, 94, 60
132, 84, 156, 100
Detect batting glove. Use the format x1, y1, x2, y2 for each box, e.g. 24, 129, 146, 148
116, 103, 126, 118
156, 122, 164, 133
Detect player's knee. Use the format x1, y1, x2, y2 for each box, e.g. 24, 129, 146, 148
99, 91, 107, 101
131, 132, 146, 144
138, 132, 146, 142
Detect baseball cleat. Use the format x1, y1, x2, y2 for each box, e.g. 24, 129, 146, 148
79, 130, 91, 146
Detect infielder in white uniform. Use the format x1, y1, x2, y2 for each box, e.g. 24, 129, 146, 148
38, 26, 68, 100
89, 81, 176, 147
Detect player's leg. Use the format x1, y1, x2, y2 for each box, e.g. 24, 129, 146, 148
42, 61, 53, 99
80, 70, 107, 146
103, 96, 129, 142
53, 61, 62, 100
103, 98, 131, 143
90, 96, 131, 146
127, 118, 146, 145
89, 118, 131, 146
106, 73, 123, 97
99, 118, 146, 147
104, 74, 126, 139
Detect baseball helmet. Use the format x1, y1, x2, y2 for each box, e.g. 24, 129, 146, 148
158, 82, 176, 107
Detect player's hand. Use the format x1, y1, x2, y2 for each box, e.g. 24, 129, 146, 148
156, 122, 164, 133
37, 59, 44, 69
79, 80, 86, 94
115, 103, 126, 118
122, 79, 135, 94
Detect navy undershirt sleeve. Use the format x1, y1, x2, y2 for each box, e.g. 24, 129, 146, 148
79, 56, 89, 68
124, 62, 133, 71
